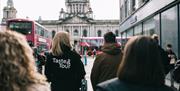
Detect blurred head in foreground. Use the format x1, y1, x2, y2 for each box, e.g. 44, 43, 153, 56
117, 36, 164, 86
0, 31, 48, 91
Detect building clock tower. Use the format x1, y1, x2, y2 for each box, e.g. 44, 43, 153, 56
2, 0, 17, 24
59, 0, 93, 20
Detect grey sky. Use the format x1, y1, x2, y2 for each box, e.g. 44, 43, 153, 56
1, 0, 119, 20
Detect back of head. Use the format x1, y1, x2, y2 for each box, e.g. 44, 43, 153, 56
0, 31, 46, 91
151, 34, 159, 44
51, 31, 72, 56
104, 32, 116, 43
117, 36, 164, 86
166, 44, 172, 48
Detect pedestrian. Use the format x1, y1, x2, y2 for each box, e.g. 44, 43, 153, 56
151, 34, 171, 75
92, 48, 96, 58
32, 47, 46, 74
45, 31, 86, 91
0, 31, 50, 91
96, 36, 174, 91
165, 44, 177, 89
166, 44, 177, 67
173, 60, 180, 91
90, 32, 123, 91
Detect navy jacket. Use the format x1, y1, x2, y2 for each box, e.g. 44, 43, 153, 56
45, 50, 86, 91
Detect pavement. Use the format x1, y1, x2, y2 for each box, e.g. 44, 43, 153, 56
82, 56, 94, 91
82, 56, 180, 91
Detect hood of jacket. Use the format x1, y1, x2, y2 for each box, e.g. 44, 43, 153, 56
101, 43, 121, 55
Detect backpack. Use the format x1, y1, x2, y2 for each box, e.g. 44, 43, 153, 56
173, 60, 180, 83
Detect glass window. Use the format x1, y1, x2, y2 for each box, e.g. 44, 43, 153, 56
40, 28, 44, 36
154, 15, 160, 36
52, 30, 56, 38
143, 15, 160, 36
83, 29, 87, 37
97, 30, 101, 37
161, 6, 178, 56
121, 32, 127, 49
73, 29, 79, 36
125, 0, 128, 17
66, 29, 69, 33
143, 18, 155, 36
121, 32, 126, 38
134, 24, 142, 35
115, 30, 119, 36
126, 28, 133, 37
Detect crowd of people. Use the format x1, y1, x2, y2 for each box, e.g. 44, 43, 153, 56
0, 30, 179, 91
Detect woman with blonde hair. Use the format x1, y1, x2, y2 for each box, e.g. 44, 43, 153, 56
0, 31, 50, 91
45, 31, 86, 91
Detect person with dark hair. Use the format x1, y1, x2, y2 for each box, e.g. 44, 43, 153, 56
166, 44, 177, 65
151, 34, 170, 75
90, 32, 123, 91
45, 31, 86, 91
32, 47, 46, 74
96, 36, 174, 91
165, 43, 177, 88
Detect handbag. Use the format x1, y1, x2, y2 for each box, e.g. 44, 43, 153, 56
80, 78, 87, 91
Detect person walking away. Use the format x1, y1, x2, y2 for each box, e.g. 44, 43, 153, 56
33, 48, 46, 74
165, 44, 177, 89
96, 36, 174, 91
0, 31, 50, 91
152, 34, 171, 75
173, 60, 180, 91
92, 48, 97, 58
90, 32, 123, 91
45, 31, 86, 91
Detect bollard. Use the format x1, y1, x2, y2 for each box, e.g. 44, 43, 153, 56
84, 55, 87, 66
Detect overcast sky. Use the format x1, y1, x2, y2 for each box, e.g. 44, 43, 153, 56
0, 0, 119, 20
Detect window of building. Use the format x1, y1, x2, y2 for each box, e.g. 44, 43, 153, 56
66, 29, 69, 33
52, 30, 56, 38
40, 28, 44, 36
154, 14, 160, 36
161, 6, 178, 56
73, 29, 79, 36
97, 30, 101, 37
125, 0, 128, 17
134, 23, 142, 35
83, 29, 87, 37
132, 0, 136, 11
115, 30, 119, 36
143, 18, 155, 36
120, 7, 123, 22
121, 32, 126, 38
126, 28, 133, 37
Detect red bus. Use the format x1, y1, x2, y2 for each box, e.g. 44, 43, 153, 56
6, 18, 52, 52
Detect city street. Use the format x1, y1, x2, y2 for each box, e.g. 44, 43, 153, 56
82, 56, 94, 91
82, 56, 180, 91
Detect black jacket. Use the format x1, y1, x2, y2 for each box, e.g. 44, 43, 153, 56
45, 50, 86, 91
96, 78, 174, 91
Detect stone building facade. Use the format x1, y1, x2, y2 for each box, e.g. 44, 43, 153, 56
1, 0, 119, 46
38, 0, 119, 45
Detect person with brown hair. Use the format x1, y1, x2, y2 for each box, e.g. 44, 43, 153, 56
0, 31, 50, 91
45, 31, 86, 91
96, 36, 174, 91
90, 32, 122, 91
